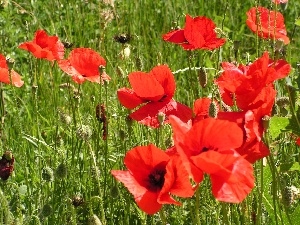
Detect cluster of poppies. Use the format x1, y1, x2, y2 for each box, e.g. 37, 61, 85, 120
0, 0, 292, 216
112, 4, 292, 215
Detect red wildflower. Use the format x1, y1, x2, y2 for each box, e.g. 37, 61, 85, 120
272, 0, 288, 4
169, 116, 254, 203
218, 110, 270, 163
117, 65, 192, 128
111, 144, 194, 215
0, 151, 14, 180
246, 7, 289, 44
296, 137, 300, 146
58, 48, 111, 84
215, 52, 290, 110
19, 29, 64, 61
0, 54, 23, 87
163, 14, 226, 50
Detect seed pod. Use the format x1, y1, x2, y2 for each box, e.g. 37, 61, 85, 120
41, 167, 54, 182
88, 214, 103, 225
55, 163, 68, 179
198, 67, 207, 88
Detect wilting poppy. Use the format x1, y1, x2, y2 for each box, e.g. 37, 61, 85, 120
0, 151, 14, 180
163, 14, 226, 50
0, 54, 23, 87
58, 48, 111, 84
117, 65, 192, 128
246, 7, 290, 44
111, 144, 194, 214
19, 29, 64, 61
169, 116, 254, 203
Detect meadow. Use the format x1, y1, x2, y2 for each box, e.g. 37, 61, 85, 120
0, 0, 300, 224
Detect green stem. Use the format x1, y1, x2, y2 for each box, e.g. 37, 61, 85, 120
159, 207, 167, 225
195, 187, 201, 225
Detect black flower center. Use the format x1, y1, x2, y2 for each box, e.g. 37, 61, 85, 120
147, 168, 166, 192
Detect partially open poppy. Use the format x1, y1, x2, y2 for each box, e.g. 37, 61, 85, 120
163, 14, 226, 50
19, 29, 64, 61
58, 48, 110, 84
246, 7, 290, 44
111, 144, 194, 214
117, 65, 192, 128
0, 54, 23, 87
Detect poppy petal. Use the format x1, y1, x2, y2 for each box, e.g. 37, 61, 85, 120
184, 15, 205, 48
163, 155, 194, 198
10, 70, 24, 87
124, 144, 170, 186
117, 87, 144, 109
149, 65, 175, 99
128, 72, 164, 101
130, 99, 192, 128
162, 29, 186, 44
69, 48, 106, 77
191, 150, 254, 203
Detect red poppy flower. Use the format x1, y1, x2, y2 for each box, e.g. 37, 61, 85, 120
0, 54, 23, 87
169, 116, 254, 203
58, 48, 110, 84
19, 29, 64, 61
218, 110, 270, 163
246, 7, 289, 45
215, 52, 290, 110
0, 151, 14, 180
162, 14, 226, 50
117, 65, 192, 128
111, 144, 194, 215
296, 137, 300, 146
272, 0, 288, 4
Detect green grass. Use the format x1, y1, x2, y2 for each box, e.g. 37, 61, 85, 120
0, 0, 300, 224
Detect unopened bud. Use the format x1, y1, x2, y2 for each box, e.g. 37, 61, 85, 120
157, 112, 166, 126
88, 214, 103, 225
198, 67, 207, 88
262, 115, 270, 130
208, 101, 218, 118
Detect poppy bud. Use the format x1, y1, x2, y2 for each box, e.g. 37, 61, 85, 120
198, 67, 207, 88
41, 204, 52, 218
282, 186, 294, 207
262, 115, 270, 130
135, 56, 144, 71
110, 185, 119, 198
208, 101, 218, 118
42, 167, 54, 182
55, 163, 68, 179
72, 195, 84, 207
119, 129, 126, 141
276, 97, 289, 108
157, 112, 166, 126
88, 214, 103, 225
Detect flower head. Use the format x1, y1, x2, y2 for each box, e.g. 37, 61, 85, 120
111, 144, 194, 214
58, 48, 111, 84
117, 65, 192, 128
246, 7, 289, 44
169, 116, 254, 203
19, 29, 64, 60
163, 14, 226, 50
